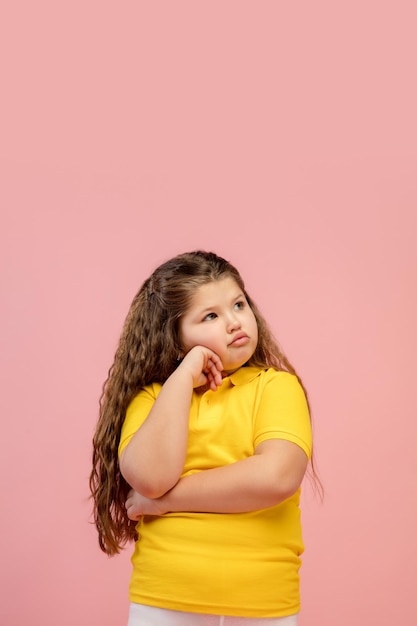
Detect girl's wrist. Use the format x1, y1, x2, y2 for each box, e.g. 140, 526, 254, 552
158, 486, 178, 514
155, 493, 170, 515
169, 364, 195, 390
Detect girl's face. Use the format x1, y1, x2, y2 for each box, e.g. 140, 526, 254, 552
179, 277, 258, 374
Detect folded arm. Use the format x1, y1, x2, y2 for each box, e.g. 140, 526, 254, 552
125, 439, 308, 518
120, 346, 224, 499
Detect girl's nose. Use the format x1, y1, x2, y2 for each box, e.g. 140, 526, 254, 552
226, 315, 241, 332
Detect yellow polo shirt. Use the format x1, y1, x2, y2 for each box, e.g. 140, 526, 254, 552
119, 367, 312, 617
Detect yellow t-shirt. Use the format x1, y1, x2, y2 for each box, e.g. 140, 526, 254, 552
119, 367, 312, 618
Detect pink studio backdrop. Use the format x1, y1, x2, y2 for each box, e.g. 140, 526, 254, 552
1, 3, 416, 625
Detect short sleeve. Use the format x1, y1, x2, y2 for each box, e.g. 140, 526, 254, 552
118, 383, 161, 457
253, 371, 312, 459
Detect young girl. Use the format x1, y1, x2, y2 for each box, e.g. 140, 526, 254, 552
90, 250, 316, 626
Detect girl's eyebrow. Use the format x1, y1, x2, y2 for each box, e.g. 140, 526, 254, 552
197, 292, 245, 315
196, 305, 218, 316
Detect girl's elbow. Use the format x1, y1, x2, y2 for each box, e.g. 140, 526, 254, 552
270, 471, 304, 503
267, 483, 295, 504
123, 470, 172, 499
119, 445, 185, 499
138, 480, 172, 500
278, 481, 300, 502
120, 461, 175, 499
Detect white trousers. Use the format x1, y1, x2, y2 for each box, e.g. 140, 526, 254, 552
127, 604, 298, 626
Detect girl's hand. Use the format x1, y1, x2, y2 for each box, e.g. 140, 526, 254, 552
125, 489, 168, 520
179, 345, 223, 391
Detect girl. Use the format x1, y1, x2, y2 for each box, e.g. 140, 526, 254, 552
90, 250, 317, 626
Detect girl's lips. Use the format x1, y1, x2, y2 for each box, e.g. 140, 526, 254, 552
229, 333, 249, 346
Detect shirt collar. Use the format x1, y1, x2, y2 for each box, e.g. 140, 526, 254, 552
227, 366, 264, 386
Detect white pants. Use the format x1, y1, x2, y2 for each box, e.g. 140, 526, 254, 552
127, 604, 298, 626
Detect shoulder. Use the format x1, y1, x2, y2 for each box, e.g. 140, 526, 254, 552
241, 367, 306, 395
253, 369, 312, 457
126, 382, 163, 414
260, 368, 309, 408
261, 368, 299, 383
119, 383, 163, 456
263, 368, 306, 393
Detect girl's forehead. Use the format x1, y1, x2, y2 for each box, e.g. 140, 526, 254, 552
188, 277, 241, 306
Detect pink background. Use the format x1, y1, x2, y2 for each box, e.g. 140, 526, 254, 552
1, 2, 416, 625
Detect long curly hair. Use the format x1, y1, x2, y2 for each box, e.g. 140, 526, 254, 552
89, 250, 320, 556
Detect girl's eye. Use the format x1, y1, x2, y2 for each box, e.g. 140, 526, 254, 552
203, 312, 217, 321
234, 301, 245, 310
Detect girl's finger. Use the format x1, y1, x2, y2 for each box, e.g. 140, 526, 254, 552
210, 351, 223, 368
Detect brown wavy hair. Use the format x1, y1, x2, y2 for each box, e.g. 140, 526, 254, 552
89, 250, 321, 556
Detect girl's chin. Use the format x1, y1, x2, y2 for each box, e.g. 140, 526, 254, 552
222, 361, 248, 376
222, 369, 237, 377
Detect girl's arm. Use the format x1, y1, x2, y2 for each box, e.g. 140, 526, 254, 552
119, 346, 223, 499
125, 439, 308, 517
